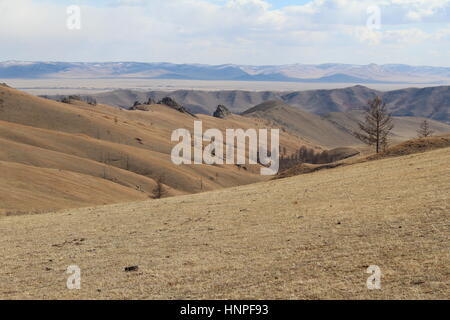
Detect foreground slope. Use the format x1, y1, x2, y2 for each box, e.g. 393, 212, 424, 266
1, 147, 448, 299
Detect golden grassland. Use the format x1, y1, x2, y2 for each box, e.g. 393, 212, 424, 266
1, 147, 448, 299
0, 85, 313, 214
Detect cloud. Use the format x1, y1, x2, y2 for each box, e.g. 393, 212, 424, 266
0, 0, 449, 66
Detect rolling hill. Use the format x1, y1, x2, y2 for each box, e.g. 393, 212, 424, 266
242, 100, 450, 148
0, 85, 312, 214
241, 100, 362, 148
324, 111, 450, 143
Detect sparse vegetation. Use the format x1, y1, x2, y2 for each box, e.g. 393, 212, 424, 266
279, 146, 356, 171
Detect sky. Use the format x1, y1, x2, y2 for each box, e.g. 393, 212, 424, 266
1, 0, 450, 66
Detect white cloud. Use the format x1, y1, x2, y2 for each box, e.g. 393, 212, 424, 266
0, 0, 449, 65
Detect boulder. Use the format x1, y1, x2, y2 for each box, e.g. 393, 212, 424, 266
213, 105, 231, 119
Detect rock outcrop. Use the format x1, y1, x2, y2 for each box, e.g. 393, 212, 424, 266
129, 101, 150, 111
158, 97, 180, 108
213, 105, 231, 119
158, 97, 197, 117
144, 98, 156, 105
129, 104, 150, 111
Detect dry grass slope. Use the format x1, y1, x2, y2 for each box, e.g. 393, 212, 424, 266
0, 86, 312, 214
0, 147, 448, 299
277, 134, 450, 179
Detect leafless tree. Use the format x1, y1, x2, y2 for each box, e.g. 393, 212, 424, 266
417, 119, 434, 138
354, 96, 394, 153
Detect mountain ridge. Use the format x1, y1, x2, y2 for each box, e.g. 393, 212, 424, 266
2, 61, 450, 84
79, 85, 450, 123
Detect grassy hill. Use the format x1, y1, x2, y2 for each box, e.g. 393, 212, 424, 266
0, 141, 448, 299
0, 86, 311, 214
242, 100, 450, 148
242, 100, 361, 148
324, 111, 450, 144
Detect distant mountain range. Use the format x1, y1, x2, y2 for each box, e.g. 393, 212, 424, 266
2, 61, 450, 84
74, 85, 449, 124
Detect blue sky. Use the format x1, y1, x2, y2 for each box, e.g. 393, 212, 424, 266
1, 0, 450, 66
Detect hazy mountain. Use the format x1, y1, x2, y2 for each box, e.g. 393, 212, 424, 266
79, 85, 450, 123
2, 61, 450, 84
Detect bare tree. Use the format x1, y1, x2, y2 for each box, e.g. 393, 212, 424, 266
354, 97, 394, 153
152, 176, 168, 199
417, 119, 434, 138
